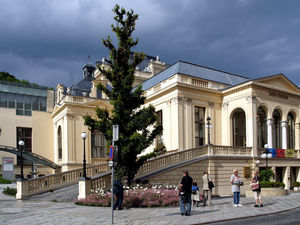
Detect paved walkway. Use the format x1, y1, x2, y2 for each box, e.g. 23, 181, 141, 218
1, 183, 300, 225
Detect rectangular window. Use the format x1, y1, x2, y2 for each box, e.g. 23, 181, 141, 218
7, 93, 16, 108
91, 130, 106, 158
156, 110, 163, 149
194, 106, 205, 146
39, 97, 46, 111
32, 96, 39, 110
16, 127, 32, 166
0, 92, 7, 107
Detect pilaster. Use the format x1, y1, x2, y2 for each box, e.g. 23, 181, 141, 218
281, 121, 287, 149
267, 119, 273, 149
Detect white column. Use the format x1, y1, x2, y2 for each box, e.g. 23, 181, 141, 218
267, 119, 273, 148
295, 123, 300, 150
281, 121, 287, 149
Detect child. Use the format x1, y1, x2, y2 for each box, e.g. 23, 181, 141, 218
192, 182, 200, 207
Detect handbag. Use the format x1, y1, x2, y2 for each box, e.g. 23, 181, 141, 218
251, 182, 259, 190
179, 187, 185, 196
207, 175, 214, 189
208, 181, 214, 189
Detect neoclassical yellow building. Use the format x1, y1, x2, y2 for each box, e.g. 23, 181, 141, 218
1, 55, 300, 193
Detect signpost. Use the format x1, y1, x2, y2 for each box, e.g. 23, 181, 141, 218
110, 124, 119, 224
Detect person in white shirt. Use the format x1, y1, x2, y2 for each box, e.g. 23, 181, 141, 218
230, 169, 243, 207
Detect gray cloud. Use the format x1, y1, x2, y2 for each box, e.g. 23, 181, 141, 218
1, 0, 300, 87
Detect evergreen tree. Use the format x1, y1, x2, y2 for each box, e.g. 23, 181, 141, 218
84, 5, 163, 185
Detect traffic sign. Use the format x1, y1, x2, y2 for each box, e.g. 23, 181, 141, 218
109, 145, 114, 161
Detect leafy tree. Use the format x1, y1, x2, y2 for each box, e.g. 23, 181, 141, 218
84, 5, 163, 185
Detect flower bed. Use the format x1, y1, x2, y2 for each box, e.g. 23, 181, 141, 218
75, 185, 180, 208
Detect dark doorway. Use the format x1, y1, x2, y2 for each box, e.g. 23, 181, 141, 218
276, 167, 284, 182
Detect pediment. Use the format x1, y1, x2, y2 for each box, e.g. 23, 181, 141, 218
255, 74, 300, 93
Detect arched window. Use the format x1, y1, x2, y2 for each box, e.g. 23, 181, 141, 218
272, 109, 281, 149
232, 108, 246, 147
287, 112, 295, 149
91, 130, 107, 158
257, 107, 267, 148
58, 126, 62, 160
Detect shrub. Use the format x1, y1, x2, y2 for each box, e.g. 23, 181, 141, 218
3, 187, 17, 196
259, 169, 274, 182
75, 187, 179, 208
293, 182, 300, 187
260, 181, 285, 188
0, 176, 12, 184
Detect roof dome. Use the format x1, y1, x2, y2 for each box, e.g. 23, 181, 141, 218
70, 62, 96, 97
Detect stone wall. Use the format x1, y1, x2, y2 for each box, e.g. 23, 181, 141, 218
148, 157, 252, 196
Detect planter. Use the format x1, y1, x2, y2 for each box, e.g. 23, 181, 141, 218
246, 187, 288, 198
294, 187, 299, 191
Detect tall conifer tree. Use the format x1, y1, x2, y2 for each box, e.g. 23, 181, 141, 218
84, 5, 163, 185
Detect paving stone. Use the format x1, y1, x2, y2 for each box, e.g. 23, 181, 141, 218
1, 183, 300, 225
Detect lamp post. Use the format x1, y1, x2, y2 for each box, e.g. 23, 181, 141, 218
261, 144, 272, 170
81, 132, 87, 178
206, 117, 212, 145
18, 140, 25, 180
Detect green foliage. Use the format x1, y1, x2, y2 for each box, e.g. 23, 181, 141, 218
0, 176, 12, 184
259, 169, 274, 182
84, 5, 163, 185
260, 181, 285, 188
293, 181, 300, 187
3, 187, 17, 196
0, 71, 30, 85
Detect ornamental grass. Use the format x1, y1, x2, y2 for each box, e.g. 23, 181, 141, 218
75, 185, 180, 208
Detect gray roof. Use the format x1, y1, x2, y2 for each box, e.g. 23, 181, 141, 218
141, 61, 250, 90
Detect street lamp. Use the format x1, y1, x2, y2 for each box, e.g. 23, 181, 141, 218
18, 140, 25, 180
81, 132, 87, 178
206, 117, 213, 145
261, 144, 272, 170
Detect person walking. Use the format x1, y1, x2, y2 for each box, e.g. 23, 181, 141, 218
202, 172, 212, 206
179, 171, 193, 216
251, 170, 263, 207
230, 169, 243, 207
113, 179, 124, 210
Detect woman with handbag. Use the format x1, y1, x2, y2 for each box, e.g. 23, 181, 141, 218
251, 170, 263, 207
202, 172, 212, 206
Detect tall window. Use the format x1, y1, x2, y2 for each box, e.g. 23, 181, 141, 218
257, 107, 267, 148
57, 126, 62, 160
232, 108, 246, 146
195, 106, 205, 146
156, 110, 163, 149
16, 127, 32, 166
272, 109, 281, 149
91, 130, 106, 158
287, 112, 295, 149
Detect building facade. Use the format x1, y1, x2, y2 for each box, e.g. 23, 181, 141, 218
1, 55, 300, 193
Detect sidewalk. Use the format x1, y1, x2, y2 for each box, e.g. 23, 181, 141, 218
1, 183, 300, 225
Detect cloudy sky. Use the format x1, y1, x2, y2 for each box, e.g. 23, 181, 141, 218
1, 0, 300, 88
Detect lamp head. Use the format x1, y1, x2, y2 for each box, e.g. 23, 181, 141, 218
207, 116, 211, 121
81, 132, 87, 139
18, 140, 24, 146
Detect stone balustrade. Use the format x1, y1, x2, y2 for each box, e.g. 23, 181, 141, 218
16, 163, 109, 199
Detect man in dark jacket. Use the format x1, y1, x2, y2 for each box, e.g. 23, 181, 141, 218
179, 171, 193, 216
113, 179, 124, 210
